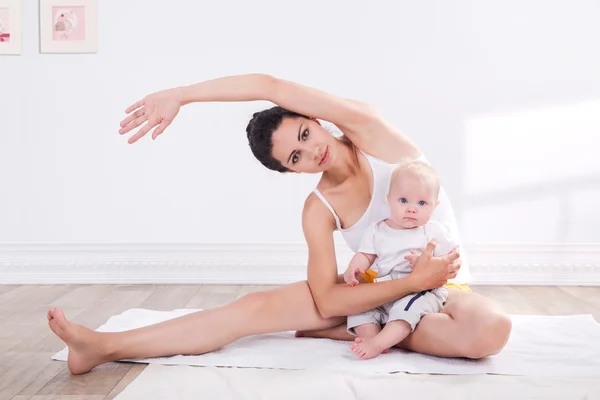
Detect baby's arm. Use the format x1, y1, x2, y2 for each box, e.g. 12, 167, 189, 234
345, 221, 379, 285
344, 252, 377, 286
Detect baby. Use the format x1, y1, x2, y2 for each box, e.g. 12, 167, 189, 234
344, 159, 458, 359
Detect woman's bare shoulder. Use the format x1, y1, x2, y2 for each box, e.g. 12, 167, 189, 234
302, 192, 337, 236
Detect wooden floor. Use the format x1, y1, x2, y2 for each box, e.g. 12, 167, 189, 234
1, 284, 600, 400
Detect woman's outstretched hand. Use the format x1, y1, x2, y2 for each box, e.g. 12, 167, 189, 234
408, 239, 461, 291
119, 88, 183, 144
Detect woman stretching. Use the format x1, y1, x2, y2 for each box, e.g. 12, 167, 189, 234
47, 74, 512, 375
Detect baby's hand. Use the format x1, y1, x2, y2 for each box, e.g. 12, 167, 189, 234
405, 249, 422, 270
344, 265, 365, 286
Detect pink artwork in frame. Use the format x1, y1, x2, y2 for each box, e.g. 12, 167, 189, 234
40, 0, 97, 53
0, 0, 20, 54
0, 7, 11, 43
52, 6, 86, 41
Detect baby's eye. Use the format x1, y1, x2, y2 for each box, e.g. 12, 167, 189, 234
292, 153, 300, 164
400, 198, 407, 203
302, 129, 309, 140
419, 201, 427, 206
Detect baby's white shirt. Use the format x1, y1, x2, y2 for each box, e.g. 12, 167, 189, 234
358, 220, 458, 279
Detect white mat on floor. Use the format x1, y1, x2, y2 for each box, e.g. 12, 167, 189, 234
52, 308, 600, 377
114, 365, 600, 400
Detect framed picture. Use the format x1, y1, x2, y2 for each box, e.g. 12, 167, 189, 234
40, 0, 97, 53
0, 0, 21, 55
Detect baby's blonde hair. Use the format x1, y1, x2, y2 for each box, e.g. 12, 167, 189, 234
389, 158, 441, 200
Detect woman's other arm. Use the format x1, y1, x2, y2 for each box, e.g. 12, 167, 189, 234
302, 195, 458, 319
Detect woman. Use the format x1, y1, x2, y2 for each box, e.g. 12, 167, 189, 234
48, 73, 511, 375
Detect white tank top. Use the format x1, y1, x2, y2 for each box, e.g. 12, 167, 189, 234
313, 151, 471, 284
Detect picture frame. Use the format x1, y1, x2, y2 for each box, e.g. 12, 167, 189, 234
40, 0, 98, 53
0, 0, 22, 55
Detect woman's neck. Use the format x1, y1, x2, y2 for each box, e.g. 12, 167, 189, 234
322, 138, 361, 186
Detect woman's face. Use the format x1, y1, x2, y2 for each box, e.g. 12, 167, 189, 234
271, 117, 338, 174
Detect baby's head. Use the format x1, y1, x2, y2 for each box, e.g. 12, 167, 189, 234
387, 160, 441, 229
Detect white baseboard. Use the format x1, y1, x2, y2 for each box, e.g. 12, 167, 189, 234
1, 243, 599, 285
465, 243, 600, 286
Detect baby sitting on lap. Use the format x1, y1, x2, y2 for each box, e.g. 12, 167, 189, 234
343, 160, 458, 359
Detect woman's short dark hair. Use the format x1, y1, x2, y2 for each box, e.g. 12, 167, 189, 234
246, 106, 310, 173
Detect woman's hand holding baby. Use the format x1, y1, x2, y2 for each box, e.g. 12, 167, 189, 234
408, 239, 461, 291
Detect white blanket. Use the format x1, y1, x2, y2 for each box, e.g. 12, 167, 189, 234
114, 365, 600, 400
52, 308, 600, 377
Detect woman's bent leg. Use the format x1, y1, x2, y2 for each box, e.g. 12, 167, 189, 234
396, 288, 512, 358
296, 289, 512, 359
48, 282, 344, 375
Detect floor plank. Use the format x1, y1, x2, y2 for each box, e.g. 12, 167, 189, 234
50, 285, 116, 309
0, 285, 74, 316
513, 286, 600, 322
138, 285, 200, 311
104, 364, 147, 400
35, 361, 132, 397
470, 286, 550, 315
69, 287, 153, 329
185, 285, 242, 309
2, 306, 86, 354
30, 395, 106, 399
0, 352, 57, 400
558, 286, 600, 311
15, 357, 67, 397
0, 284, 20, 296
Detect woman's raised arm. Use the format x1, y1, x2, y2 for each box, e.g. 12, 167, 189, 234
119, 74, 377, 144
120, 73, 420, 161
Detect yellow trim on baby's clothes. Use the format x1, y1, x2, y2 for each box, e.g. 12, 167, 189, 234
444, 282, 472, 292
358, 271, 471, 292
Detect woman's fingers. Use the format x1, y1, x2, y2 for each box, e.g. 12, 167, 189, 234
120, 109, 145, 131
128, 115, 147, 131
421, 239, 438, 258
127, 120, 157, 144
442, 247, 460, 265
151, 121, 170, 140
449, 257, 462, 273
125, 99, 144, 114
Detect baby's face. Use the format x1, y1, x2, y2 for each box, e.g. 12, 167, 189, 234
387, 172, 437, 229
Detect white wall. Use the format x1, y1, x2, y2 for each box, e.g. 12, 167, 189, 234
1, 0, 599, 248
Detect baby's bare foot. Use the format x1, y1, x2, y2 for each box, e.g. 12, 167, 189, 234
349, 337, 386, 359
48, 308, 109, 375
350, 337, 389, 353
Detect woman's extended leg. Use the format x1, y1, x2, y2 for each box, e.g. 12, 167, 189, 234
296, 289, 512, 359
48, 281, 345, 375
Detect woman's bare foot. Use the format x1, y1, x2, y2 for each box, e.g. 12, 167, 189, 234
47, 308, 110, 375
349, 337, 387, 359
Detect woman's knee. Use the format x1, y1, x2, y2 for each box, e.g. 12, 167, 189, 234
237, 291, 271, 315
446, 291, 512, 359
463, 310, 512, 359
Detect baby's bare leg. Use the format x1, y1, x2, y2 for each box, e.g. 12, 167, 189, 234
353, 322, 381, 339
351, 320, 411, 359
